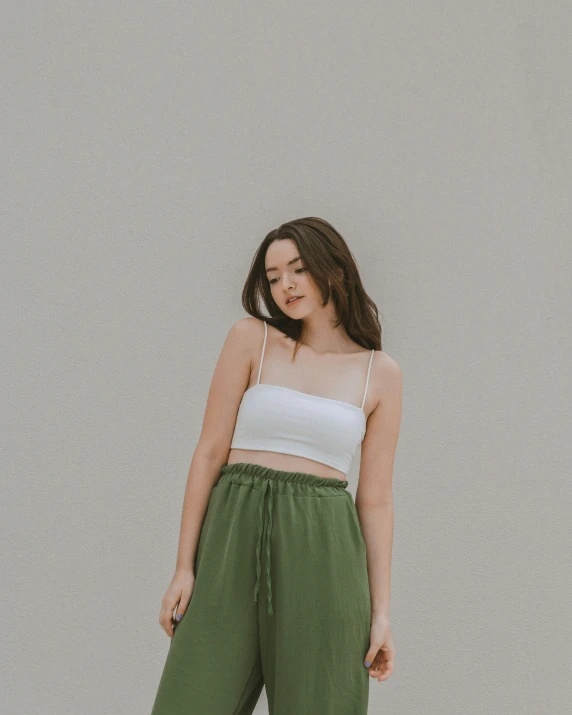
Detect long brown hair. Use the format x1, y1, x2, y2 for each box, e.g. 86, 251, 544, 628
241, 217, 382, 355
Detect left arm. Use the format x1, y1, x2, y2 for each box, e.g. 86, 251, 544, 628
357, 352, 402, 679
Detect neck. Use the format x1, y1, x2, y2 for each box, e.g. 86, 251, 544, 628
300, 310, 351, 355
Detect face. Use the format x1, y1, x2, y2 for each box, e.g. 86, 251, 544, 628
265, 239, 322, 316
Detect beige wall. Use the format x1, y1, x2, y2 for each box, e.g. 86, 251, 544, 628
2, 1, 570, 713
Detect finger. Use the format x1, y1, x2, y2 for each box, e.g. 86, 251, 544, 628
371, 663, 384, 677
371, 650, 383, 670
161, 613, 176, 636
163, 598, 181, 624
370, 650, 388, 676
364, 645, 381, 670
369, 658, 381, 674
175, 592, 192, 621
162, 596, 179, 615
378, 658, 394, 681
159, 612, 174, 638
160, 600, 179, 635
367, 657, 382, 677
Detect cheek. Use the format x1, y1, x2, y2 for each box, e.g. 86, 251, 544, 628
300, 274, 319, 299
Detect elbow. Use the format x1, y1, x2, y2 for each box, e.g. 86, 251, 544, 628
193, 439, 230, 468
356, 493, 393, 511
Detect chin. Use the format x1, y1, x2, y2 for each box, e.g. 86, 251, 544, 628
288, 307, 312, 319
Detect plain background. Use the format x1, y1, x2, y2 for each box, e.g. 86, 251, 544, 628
2, 2, 571, 714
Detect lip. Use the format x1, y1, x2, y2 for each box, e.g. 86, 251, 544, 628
285, 296, 303, 306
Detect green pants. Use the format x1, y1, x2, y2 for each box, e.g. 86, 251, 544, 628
150, 461, 371, 714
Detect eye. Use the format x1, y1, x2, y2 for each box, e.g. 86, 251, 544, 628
268, 267, 306, 285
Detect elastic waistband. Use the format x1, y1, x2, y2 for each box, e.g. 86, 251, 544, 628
218, 461, 348, 495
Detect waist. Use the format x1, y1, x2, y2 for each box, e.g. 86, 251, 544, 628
227, 447, 348, 481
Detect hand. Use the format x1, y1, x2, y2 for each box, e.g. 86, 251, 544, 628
363, 615, 395, 681
158, 568, 196, 638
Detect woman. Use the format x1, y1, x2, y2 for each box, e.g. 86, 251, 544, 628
150, 217, 402, 715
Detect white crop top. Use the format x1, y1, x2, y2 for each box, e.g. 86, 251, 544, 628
229, 321, 374, 476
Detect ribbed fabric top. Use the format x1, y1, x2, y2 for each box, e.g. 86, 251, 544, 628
230, 321, 374, 476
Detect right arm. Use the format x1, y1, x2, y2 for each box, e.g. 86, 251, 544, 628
159, 317, 260, 636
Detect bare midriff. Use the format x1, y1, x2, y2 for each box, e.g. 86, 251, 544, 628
226, 448, 347, 481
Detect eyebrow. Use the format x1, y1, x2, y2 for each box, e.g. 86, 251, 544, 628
265, 256, 302, 274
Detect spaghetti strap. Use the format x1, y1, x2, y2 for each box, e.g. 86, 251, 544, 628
256, 321, 268, 385
360, 349, 375, 410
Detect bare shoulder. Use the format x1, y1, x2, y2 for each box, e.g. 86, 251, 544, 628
369, 350, 402, 409
226, 316, 265, 348
373, 349, 402, 379
215, 318, 266, 393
